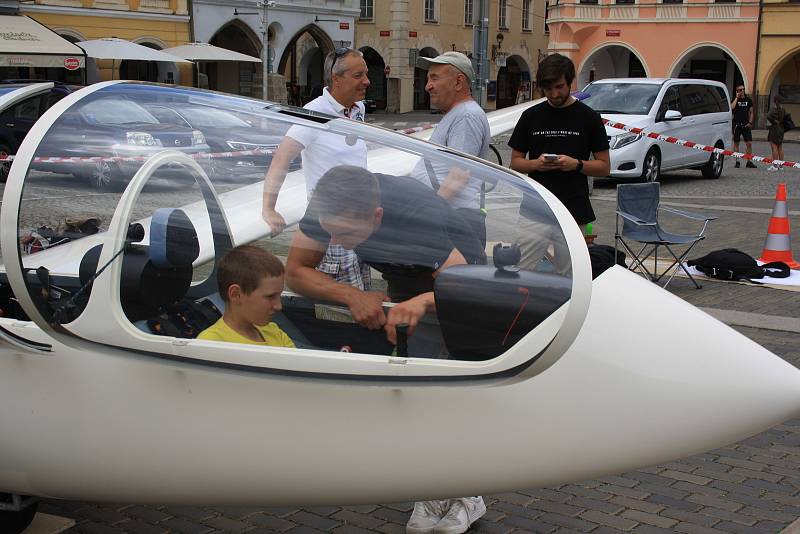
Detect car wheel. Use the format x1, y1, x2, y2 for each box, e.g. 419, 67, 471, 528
87, 160, 119, 191
640, 149, 661, 183
701, 144, 724, 179
0, 144, 12, 184
0, 496, 38, 534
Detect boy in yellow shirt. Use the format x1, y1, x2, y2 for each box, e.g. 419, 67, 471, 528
198, 245, 294, 348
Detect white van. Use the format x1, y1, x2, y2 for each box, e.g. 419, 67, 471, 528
581, 78, 732, 182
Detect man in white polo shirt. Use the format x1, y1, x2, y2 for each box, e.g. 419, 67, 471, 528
262, 47, 372, 288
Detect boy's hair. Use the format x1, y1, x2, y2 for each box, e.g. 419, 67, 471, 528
217, 245, 284, 302
536, 53, 575, 89
309, 165, 381, 221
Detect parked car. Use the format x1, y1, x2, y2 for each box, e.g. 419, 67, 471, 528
0, 80, 79, 182
581, 78, 732, 182
32, 96, 211, 190
141, 103, 287, 180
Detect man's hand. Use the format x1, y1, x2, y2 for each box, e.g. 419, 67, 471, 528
556, 155, 581, 172
263, 208, 287, 237
538, 154, 579, 172
385, 294, 429, 345
438, 167, 470, 201
345, 290, 390, 330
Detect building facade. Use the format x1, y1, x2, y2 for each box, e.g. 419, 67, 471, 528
192, 0, 358, 103
20, 0, 191, 84
546, 0, 758, 100
755, 0, 800, 126
356, 0, 548, 112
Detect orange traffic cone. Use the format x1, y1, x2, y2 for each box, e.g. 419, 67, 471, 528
758, 183, 799, 269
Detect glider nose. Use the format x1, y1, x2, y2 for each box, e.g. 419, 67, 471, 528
570, 267, 800, 461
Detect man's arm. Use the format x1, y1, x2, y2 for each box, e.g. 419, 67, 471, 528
384, 248, 467, 344
262, 136, 304, 236
748, 103, 754, 125
286, 230, 389, 330
511, 148, 546, 174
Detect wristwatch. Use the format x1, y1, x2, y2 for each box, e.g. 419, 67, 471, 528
576, 159, 584, 173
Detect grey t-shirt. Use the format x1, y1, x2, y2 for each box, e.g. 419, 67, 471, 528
411, 99, 491, 209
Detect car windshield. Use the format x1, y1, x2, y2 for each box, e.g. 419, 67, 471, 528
177, 107, 250, 129
582, 83, 661, 115
80, 98, 159, 125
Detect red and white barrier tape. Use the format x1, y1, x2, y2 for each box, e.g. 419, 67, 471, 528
603, 118, 800, 170
394, 123, 438, 135
0, 148, 275, 165
0, 124, 439, 165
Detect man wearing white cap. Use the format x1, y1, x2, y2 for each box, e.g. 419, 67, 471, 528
411, 51, 491, 250
406, 50, 489, 534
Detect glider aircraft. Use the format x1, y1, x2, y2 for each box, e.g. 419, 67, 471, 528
0, 81, 798, 533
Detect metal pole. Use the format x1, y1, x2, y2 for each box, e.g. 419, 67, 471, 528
262, 1, 269, 102
472, 0, 489, 108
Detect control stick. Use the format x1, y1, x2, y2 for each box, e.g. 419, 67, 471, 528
396, 323, 409, 358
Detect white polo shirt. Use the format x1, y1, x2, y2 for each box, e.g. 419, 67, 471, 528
286, 88, 368, 198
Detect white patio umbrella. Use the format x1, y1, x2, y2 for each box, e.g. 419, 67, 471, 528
76, 38, 192, 63
162, 42, 261, 89
162, 42, 262, 63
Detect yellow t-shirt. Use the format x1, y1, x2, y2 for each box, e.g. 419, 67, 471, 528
198, 318, 295, 348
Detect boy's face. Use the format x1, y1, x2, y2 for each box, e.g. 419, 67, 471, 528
233, 274, 284, 326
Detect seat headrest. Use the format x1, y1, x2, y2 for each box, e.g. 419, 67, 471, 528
150, 208, 199, 269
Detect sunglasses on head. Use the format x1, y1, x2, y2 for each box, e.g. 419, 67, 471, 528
331, 47, 352, 79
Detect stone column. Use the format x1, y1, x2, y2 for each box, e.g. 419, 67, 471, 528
388, 0, 413, 113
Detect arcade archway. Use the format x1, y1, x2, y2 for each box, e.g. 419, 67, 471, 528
208, 22, 262, 98
671, 44, 745, 96
577, 44, 647, 89
763, 48, 800, 128
278, 24, 334, 105
496, 55, 531, 109
414, 47, 438, 110
361, 46, 387, 111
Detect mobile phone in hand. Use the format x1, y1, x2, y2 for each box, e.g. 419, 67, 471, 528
542, 153, 559, 161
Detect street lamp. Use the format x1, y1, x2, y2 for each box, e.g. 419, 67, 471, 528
234, 0, 276, 101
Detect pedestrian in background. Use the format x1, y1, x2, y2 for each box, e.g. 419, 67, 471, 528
411, 51, 492, 249
262, 47, 372, 289
508, 53, 610, 273
731, 84, 757, 168
767, 95, 786, 172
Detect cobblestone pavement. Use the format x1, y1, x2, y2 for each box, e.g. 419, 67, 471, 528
14, 114, 800, 533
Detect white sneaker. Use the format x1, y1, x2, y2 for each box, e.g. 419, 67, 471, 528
767, 165, 781, 172
407, 500, 450, 534
434, 497, 487, 534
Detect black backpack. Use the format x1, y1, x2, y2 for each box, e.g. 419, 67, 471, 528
588, 244, 627, 279
688, 248, 790, 282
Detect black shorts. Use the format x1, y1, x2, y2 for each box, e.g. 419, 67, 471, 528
733, 124, 752, 143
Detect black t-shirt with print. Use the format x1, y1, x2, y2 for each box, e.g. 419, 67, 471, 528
508, 100, 609, 225
732, 95, 753, 125
299, 174, 484, 301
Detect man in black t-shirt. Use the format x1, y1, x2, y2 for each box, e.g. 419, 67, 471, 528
731, 84, 757, 168
508, 54, 610, 273
287, 165, 483, 345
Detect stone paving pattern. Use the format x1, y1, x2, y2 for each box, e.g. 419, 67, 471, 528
24, 119, 800, 532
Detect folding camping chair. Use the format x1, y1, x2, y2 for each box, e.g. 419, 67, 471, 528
614, 182, 716, 289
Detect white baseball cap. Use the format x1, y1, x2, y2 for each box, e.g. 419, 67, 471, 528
416, 51, 475, 82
